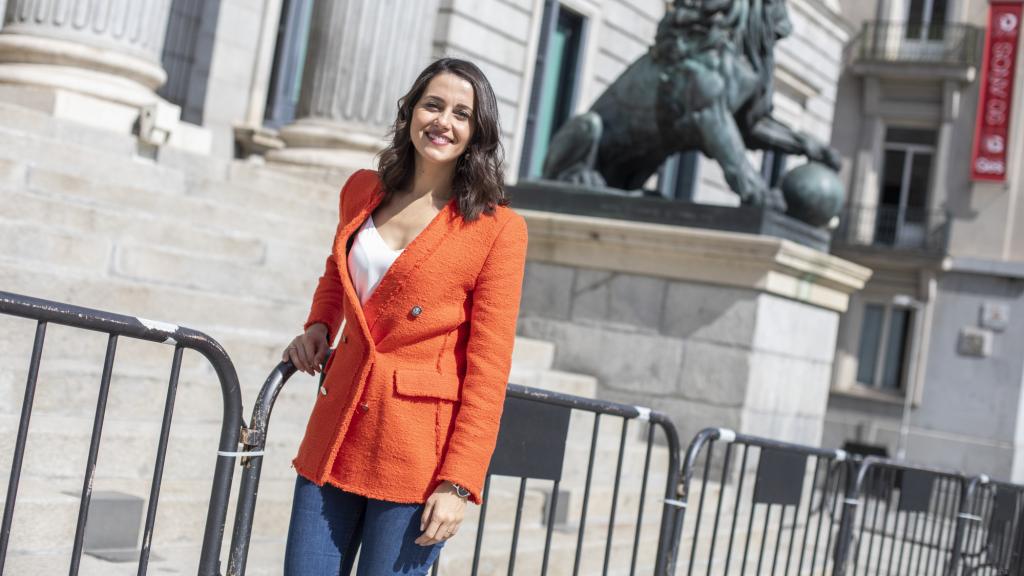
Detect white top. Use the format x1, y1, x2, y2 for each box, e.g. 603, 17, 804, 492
347, 214, 403, 305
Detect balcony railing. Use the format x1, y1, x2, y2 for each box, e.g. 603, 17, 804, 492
833, 204, 950, 253
855, 21, 982, 68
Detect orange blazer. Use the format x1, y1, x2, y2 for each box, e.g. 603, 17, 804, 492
291, 169, 528, 505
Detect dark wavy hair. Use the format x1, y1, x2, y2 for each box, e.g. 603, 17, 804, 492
376, 58, 508, 222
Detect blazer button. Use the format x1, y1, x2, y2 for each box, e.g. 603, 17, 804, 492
341, 332, 348, 344
410, 305, 422, 317
359, 402, 369, 412
319, 385, 327, 397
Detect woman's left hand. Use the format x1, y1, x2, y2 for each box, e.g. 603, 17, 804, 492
416, 481, 467, 546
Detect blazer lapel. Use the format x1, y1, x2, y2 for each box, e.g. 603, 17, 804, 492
364, 195, 459, 344
335, 181, 385, 348
336, 180, 460, 347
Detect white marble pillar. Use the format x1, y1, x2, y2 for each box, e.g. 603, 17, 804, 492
0, 0, 174, 130
268, 0, 439, 171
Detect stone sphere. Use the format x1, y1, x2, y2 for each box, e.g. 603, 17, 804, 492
780, 162, 845, 227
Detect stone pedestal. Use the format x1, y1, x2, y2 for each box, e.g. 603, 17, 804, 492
267, 0, 439, 172
516, 209, 872, 447
0, 0, 179, 136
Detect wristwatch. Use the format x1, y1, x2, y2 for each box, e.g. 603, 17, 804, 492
450, 482, 471, 499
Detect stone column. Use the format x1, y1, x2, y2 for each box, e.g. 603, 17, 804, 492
0, 0, 174, 130
267, 0, 439, 171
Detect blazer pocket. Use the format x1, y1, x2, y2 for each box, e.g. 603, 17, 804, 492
393, 368, 461, 401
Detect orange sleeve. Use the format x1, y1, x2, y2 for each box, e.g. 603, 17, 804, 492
303, 170, 365, 342
436, 212, 529, 504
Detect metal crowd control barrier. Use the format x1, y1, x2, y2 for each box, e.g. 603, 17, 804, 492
0, 291, 244, 576
677, 427, 855, 576
961, 477, 1024, 575
833, 457, 978, 576
227, 361, 684, 576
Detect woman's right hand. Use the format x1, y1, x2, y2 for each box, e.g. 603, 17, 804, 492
282, 323, 330, 376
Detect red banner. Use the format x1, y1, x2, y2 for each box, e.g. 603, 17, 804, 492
972, 1, 1023, 181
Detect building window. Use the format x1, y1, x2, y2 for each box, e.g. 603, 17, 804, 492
875, 127, 936, 247
521, 2, 586, 179
856, 303, 915, 391
159, 0, 222, 125
264, 0, 315, 129
905, 0, 948, 41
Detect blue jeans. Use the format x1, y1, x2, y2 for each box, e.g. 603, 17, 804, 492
283, 474, 445, 575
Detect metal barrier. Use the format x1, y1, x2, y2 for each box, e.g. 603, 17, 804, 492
228, 362, 684, 576
0, 290, 244, 576
833, 457, 977, 576
7, 288, 1023, 576
961, 478, 1024, 575
676, 428, 855, 576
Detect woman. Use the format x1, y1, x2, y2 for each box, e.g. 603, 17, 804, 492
280, 58, 528, 575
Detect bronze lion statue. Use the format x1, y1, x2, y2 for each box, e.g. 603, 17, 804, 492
542, 0, 841, 211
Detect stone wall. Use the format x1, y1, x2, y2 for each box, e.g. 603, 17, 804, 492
517, 260, 842, 446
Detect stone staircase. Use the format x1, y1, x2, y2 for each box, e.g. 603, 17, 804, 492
0, 102, 677, 574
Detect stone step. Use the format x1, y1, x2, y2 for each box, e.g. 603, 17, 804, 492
510, 336, 556, 372
0, 259, 313, 337
19, 162, 336, 246
111, 239, 325, 303
0, 217, 112, 273
0, 102, 139, 159
0, 102, 341, 206
189, 179, 335, 229
0, 215, 319, 306
0, 126, 187, 197
223, 160, 343, 205
2, 186, 268, 265
509, 365, 597, 398
0, 476, 296, 553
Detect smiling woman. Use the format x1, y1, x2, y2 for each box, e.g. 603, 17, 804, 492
280, 58, 527, 576
377, 58, 508, 223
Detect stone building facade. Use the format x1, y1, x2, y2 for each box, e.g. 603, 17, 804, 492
3, 1, 1023, 570
825, 0, 1024, 482
0, 0, 865, 439
12, 0, 1019, 476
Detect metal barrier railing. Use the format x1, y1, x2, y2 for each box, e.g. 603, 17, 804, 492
962, 477, 1024, 575
833, 457, 977, 576
0, 290, 244, 576
676, 427, 856, 576
4, 288, 1023, 576
228, 361, 684, 575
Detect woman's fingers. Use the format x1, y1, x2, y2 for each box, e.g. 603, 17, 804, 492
312, 341, 328, 372
420, 499, 434, 532
296, 338, 316, 375
416, 500, 446, 546
283, 338, 300, 366
416, 517, 445, 546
